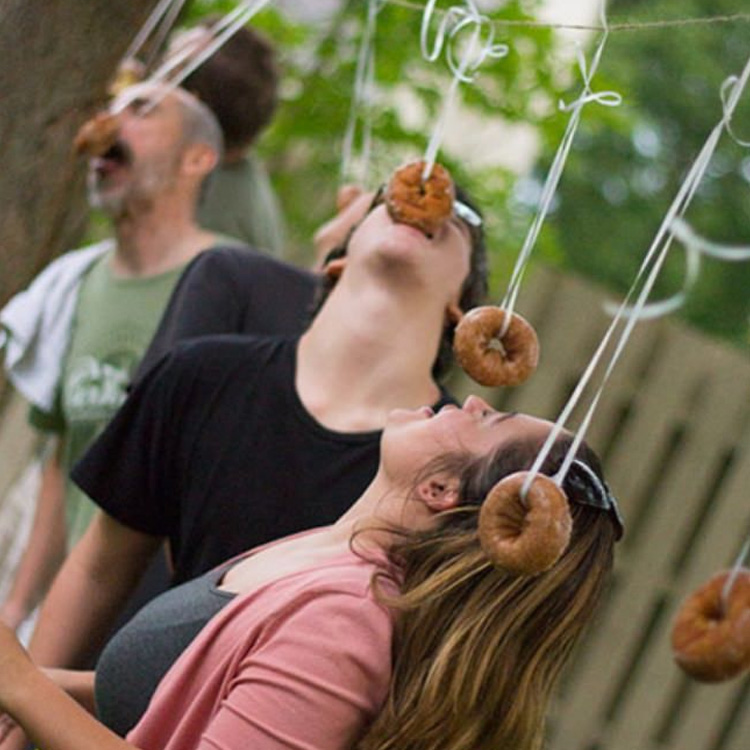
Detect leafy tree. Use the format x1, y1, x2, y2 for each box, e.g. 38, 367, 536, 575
186, 0, 561, 280
536, 0, 750, 346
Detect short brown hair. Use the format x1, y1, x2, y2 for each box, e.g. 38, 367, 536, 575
181, 20, 279, 152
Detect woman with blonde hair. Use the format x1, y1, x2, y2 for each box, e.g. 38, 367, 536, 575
0, 396, 621, 750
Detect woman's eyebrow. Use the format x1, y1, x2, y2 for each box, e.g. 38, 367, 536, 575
490, 411, 517, 426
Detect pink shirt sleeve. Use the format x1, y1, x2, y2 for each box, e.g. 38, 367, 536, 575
197, 589, 393, 750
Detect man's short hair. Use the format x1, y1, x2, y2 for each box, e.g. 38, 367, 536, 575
175, 88, 224, 161
181, 20, 279, 152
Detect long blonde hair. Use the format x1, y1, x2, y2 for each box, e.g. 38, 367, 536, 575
357, 437, 618, 750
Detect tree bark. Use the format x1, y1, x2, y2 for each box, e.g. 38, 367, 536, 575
0, 0, 160, 405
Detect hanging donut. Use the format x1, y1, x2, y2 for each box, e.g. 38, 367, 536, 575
384, 160, 455, 236
671, 569, 750, 682
73, 112, 121, 157
453, 306, 539, 387
108, 57, 147, 97
478, 471, 572, 576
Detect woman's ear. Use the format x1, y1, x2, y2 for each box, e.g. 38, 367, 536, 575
323, 256, 347, 281
416, 477, 460, 512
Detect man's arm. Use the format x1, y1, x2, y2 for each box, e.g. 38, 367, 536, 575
0, 440, 66, 631
28, 511, 162, 669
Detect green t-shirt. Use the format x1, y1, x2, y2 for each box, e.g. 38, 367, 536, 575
30, 251, 185, 546
198, 153, 286, 259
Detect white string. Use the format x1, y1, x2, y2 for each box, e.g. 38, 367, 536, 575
341, 0, 383, 185
144, 0, 190, 68
115, 0, 272, 114
607, 217, 750, 321
155, 1, 270, 87
721, 537, 750, 610
419, 0, 508, 180
123, 0, 185, 62
522, 51, 750, 497
501, 0, 620, 334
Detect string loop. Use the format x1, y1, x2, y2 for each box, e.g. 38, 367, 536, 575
420, 0, 508, 179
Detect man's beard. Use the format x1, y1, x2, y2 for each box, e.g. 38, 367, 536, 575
87, 156, 181, 220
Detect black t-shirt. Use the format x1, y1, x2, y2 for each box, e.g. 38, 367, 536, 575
72, 335, 456, 585
133, 245, 318, 385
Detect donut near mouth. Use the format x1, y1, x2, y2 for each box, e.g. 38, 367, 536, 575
384, 160, 455, 237
671, 569, 750, 683
478, 472, 572, 576
73, 112, 121, 157
453, 306, 540, 387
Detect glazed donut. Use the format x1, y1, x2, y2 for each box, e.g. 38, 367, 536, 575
453, 307, 539, 387
384, 161, 455, 236
478, 472, 572, 576
671, 569, 750, 682
73, 112, 121, 157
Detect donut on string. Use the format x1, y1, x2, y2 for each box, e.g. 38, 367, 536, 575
671, 569, 750, 683
385, 160, 455, 237
73, 112, 122, 158
453, 306, 540, 387
108, 57, 147, 97
478, 471, 572, 576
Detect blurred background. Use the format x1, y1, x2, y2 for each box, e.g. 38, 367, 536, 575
1, 2, 749, 749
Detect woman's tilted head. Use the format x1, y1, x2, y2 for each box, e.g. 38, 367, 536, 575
310, 184, 488, 381
358, 398, 621, 750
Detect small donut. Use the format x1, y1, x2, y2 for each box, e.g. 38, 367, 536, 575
478, 472, 572, 576
73, 112, 121, 157
671, 569, 750, 683
384, 161, 455, 236
453, 307, 539, 387
108, 58, 146, 97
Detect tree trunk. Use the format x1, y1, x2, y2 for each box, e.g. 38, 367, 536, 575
0, 0, 160, 406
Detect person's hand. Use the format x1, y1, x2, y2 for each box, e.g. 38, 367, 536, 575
312, 186, 375, 267
0, 715, 27, 750
0, 603, 25, 632
0, 622, 34, 707
0, 624, 33, 750
0, 713, 17, 744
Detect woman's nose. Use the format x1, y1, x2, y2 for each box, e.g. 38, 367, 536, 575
462, 394, 493, 415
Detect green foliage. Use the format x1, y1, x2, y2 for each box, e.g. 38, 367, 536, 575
536, 0, 750, 348
183, 0, 562, 279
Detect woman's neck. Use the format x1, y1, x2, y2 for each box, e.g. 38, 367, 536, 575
296, 275, 446, 432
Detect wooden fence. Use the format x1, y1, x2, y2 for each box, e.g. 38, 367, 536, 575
0, 264, 749, 747
448, 265, 750, 750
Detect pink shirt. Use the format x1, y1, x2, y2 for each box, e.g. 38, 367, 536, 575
128, 550, 397, 750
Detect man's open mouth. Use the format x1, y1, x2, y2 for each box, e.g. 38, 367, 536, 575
93, 140, 133, 175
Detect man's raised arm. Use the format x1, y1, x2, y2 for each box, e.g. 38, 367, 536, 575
28, 510, 162, 669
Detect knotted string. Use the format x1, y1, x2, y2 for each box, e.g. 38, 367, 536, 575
500, 0, 620, 337
522, 52, 750, 498
419, 0, 508, 180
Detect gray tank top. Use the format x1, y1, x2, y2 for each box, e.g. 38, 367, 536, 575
95, 562, 236, 736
